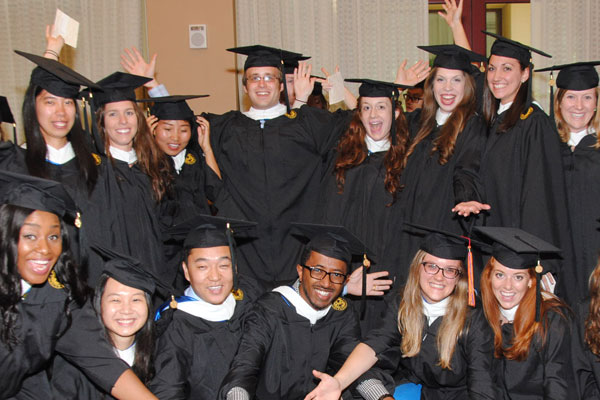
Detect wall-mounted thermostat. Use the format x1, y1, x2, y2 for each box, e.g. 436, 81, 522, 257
189, 24, 207, 49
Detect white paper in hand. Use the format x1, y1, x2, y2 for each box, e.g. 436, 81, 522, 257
327, 72, 345, 104
52, 9, 79, 48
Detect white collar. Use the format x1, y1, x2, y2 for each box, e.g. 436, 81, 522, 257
435, 109, 451, 126
109, 146, 138, 164
177, 286, 236, 322
115, 343, 136, 367
243, 103, 287, 121
422, 295, 450, 326
568, 127, 594, 147
273, 280, 331, 325
21, 279, 31, 297
500, 304, 519, 323
46, 142, 76, 165
171, 149, 187, 174
497, 101, 513, 115
364, 134, 390, 153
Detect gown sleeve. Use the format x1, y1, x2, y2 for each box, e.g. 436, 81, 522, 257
452, 114, 486, 204
542, 310, 578, 399
464, 307, 497, 399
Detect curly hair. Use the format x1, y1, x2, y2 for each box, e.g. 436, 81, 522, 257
480, 258, 569, 360
334, 97, 408, 199
585, 257, 600, 355
404, 68, 476, 167
0, 204, 88, 349
97, 101, 173, 202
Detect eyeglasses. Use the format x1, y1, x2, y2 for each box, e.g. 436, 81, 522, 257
247, 74, 279, 83
421, 262, 462, 279
404, 94, 423, 103
301, 265, 347, 284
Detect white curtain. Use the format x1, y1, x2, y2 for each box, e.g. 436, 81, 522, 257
234, 0, 429, 108
531, 0, 600, 111
0, 0, 146, 143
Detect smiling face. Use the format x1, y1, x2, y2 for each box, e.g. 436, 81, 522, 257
296, 251, 348, 311
432, 68, 466, 113
559, 88, 597, 132
183, 246, 234, 305
153, 119, 192, 156
103, 101, 138, 151
243, 66, 283, 110
101, 277, 149, 350
17, 210, 62, 285
418, 253, 462, 304
490, 261, 532, 310
35, 89, 76, 149
359, 97, 398, 142
487, 55, 529, 104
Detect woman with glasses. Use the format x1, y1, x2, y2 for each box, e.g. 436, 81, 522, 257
306, 227, 496, 400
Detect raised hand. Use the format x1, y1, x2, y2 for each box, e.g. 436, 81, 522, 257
395, 60, 431, 87
44, 25, 64, 60
120, 47, 159, 88
294, 61, 316, 103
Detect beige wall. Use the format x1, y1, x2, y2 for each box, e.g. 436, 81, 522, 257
503, 4, 531, 45
145, 0, 238, 114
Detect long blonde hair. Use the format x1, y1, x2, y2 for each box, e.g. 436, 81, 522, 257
398, 250, 468, 369
554, 87, 600, 148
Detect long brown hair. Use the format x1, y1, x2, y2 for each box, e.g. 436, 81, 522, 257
397, 250, 468, 369
334, 97, 408, 198
480, 258, 569, 360
554, 87, 600, 148
97, 101, 172, 202
482, 60, 530, 133
404, 68, 476, 167
585, 257, 600, 355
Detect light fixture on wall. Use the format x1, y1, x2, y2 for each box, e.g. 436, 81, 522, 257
189, 24, 207, 49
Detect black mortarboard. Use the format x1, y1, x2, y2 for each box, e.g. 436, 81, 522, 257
283, 54, 311, 75
168, 215, 257, 291
345, 78, 410, 146
91, 244, 157, 295
91, 72, 152, 108
0, 170, 80, 224
292, 222, 374, 317
227, 45, 303, 70
0, 96, 15, 124
483, 31, 551, 65
405, 222, 483, 306
418, 44, 487, 73
474, 226, 561, 321
15, 50, 99, 99
137, 95, 209, 121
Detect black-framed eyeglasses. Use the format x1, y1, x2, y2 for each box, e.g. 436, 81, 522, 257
420, 262, 462, 279
301, 265, 347, 284
404, 94, 423, 103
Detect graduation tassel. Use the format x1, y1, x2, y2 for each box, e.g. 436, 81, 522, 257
461, 235, 475, 306
534, 259, 543, 322
225, 222, 239, 292
12, 123, 17, 145
549, 71, 555, 119
360, 253, 371, 320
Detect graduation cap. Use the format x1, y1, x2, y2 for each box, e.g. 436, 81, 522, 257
168, 215, 257, 292
137, 95, 209, 121
0, 96, 17, 144
483, 31, 551, 110
473, 226, 561, 321
15, 50, 99, 99
404, 222, 484, 307
90, 72, 152, 108
535, 61, 600, 117
291, 222, 374, 317
0, 170, 80, 226
345, 78, 411, 146
417, 44, 487, 73
283, 54, 311, 75
90, 244, 166, 295
228, 45, 304, 113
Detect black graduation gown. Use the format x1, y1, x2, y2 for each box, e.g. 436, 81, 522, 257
203, 106, 351, 286
51, 354, 117, 400
480, 105, 575, 302
150, 283, 258, 400
218, 291, 360, 399
492, 308, 576, 399
362, 296, 496, 399
170, 148, 214, 222
391, 111, 486, 283
571, 299, 600, 399
0, 281, 129, 399
86, 157, 170, 287
562, 136, 600, 297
